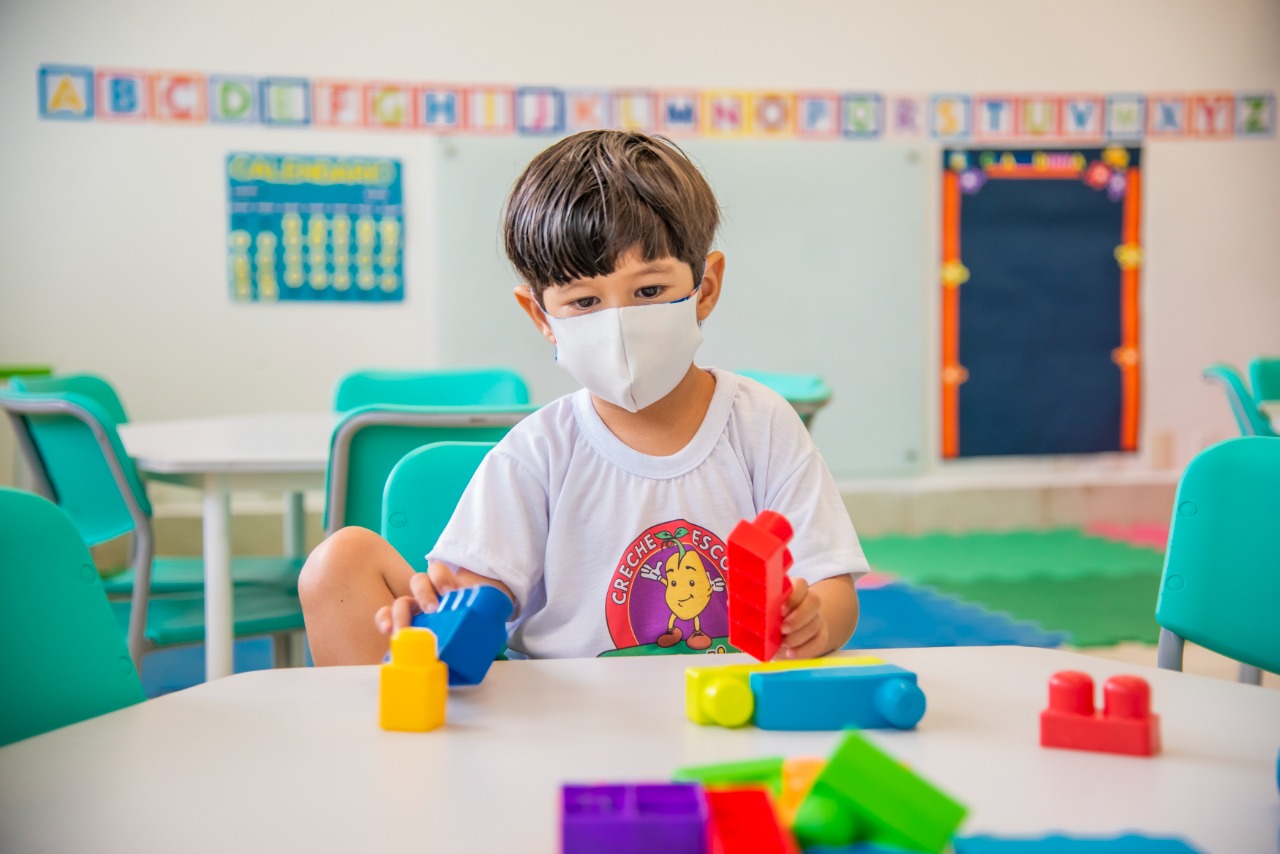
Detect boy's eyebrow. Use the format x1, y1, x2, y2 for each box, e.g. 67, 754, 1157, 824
633, 261, 677, 274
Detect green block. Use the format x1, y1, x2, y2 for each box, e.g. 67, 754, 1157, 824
793, 731, 967, 853
672, 756, 785, 795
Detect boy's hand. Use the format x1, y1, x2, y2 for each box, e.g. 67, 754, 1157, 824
375, 562, 508, 636
779, 578, 829, 659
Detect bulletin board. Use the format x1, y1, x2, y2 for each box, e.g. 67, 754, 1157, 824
434, 137, 930, 479
226, 153, 404, 302
940, 147, 1143, 458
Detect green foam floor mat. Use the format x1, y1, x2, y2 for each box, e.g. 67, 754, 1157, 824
862, 528, 1165, 584
924, 573, 1163, 647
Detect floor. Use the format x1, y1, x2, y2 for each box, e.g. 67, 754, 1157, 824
1077, 641, 1279, 690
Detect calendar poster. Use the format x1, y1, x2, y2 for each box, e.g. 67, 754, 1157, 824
226, 154, 404, 302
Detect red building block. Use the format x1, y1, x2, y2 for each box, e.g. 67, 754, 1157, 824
1040, 670, 1161, 757
705, 787, 799, 854
727, 511, 794, 661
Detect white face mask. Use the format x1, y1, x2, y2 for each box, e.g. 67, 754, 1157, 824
546, 292, 703, 412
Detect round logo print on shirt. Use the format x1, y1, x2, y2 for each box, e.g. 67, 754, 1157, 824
601, 519, 733, 657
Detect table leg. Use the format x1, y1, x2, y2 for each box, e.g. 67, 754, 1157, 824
203, 475, 235, 681
284, 491, 306, 558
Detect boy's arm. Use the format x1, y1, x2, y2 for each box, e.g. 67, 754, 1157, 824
779, 573, 859, 659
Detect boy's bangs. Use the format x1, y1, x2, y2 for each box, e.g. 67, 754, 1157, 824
503, 130, 719, 292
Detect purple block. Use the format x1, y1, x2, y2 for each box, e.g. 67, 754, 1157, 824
561, 782, 708, 854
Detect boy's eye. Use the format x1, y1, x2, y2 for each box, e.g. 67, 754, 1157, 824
669, 579, 676, 587
571, 296, 599, 310
689, 579, 695, 587
636, 285, 664, 299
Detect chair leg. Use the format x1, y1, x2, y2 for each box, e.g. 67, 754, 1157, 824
273, 631, 306, 668
1238, 664, 1263, 685
1156, 628, 1185, 671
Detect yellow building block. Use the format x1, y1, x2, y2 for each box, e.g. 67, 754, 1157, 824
380, 628, 447, 732
777, 757, 826, 827
685, 656, 883, 727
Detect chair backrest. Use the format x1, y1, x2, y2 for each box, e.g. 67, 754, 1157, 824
0, 488, 145, 746
334, 368, 530, 411
381, 442, 496, 570
0, 388, 151, 546
9, 372, 129, 425
1202, 364, 1276, 437
737, 369, 833, 429
1155, 436, 1280, 675
324, 404, 536, 534
1249, 356, 1280, 404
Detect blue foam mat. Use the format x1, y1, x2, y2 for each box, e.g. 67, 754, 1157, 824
139, 638, 277, 697
847, 581, 1065, 650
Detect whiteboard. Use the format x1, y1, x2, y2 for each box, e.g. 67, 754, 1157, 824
434, 136, 928, 478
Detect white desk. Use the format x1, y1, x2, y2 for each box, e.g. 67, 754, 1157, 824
0, 647, 1276, 853
1262, 401, 1280, 433
119, 413, 332, 680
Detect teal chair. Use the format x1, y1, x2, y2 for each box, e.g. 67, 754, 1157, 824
10, 372, 130, 425
1202, 363, 1276, 438
334, 368, 530, 411
0, 387, 300, 601
737, 370, 833, 430
7, 372, 127, 506
0, 487, 146, 746
324, 404, 535, 535
0, 389, 305, 665
1156, 436, 1280, 685
381, 442, 496, 569
1249, 356, 1280, 403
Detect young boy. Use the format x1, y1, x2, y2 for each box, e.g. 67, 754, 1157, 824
299, 130, 866, 665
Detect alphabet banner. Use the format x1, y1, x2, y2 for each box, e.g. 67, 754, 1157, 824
940, 146, 1143, 458
227, 154, 404, 303
37, 64, 1276, 142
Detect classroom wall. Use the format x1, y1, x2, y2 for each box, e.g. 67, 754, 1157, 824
2, 0, 1278, 482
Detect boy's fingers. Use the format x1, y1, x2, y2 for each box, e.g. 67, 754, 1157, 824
782, 577, 808, 614
426, 562, 462, 598
409, 570, 441, 612
782, 597, 820, 634
374, 605, 393, 635
390, 595, 422, 631
784, 625, 830, 660
782, 615, 822, 651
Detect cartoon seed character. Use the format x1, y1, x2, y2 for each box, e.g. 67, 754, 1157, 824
639, 527, 725, 651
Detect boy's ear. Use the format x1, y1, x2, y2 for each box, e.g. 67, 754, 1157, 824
513, 285, 557, 345
695, 251, 725, 323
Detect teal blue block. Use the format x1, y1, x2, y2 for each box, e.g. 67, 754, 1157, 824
954, 834, 1204, 853
749, 664, 926, 730
408, 586, 512, 685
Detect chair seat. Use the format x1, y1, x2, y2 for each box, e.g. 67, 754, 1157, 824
112, 587, 305, 648
101, 556, 305, 597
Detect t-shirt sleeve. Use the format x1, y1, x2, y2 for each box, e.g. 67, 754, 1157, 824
766, 449, 869, 587
426, 449, 548, 615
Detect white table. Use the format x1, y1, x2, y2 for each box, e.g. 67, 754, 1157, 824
0, 647, 1276, 853
1262, 401, 1280, 433
119, 413, 333, 680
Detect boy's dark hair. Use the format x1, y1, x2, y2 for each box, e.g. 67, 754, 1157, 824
503, 130, 720, 302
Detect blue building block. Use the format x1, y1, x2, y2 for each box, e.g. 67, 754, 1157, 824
561, 782, 708, 854
408, 586, 512, 686
953, 834, 1205, 853
749, 663, 926, 730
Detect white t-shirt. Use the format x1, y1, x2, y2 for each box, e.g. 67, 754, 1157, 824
428, 368, 867, 659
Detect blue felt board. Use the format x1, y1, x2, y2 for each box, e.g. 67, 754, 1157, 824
948, 147, 1141, 457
